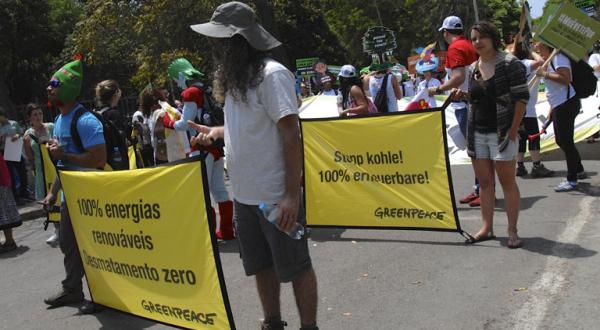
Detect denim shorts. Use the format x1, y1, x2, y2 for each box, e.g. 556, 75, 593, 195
233, 199, 312, 283
474, 131, 518, 161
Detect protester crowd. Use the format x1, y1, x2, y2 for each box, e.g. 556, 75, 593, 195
1, 2, 599, 329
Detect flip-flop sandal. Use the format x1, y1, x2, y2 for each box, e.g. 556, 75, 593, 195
465, 232, 496, 244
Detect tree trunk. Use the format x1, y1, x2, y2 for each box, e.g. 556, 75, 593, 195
0, 76, 16, 118
253, 0, 290, 69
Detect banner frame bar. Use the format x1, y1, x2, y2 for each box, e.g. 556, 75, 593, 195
58, 158, 237, 330
299, 107, 444, 123
300, 105, 466, 237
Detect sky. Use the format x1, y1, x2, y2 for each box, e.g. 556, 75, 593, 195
528, 0, 547, 18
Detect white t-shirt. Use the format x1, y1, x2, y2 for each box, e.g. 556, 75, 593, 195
545, 53, 576, 108
224, 59, 299, 205
320, 89, 337, 96
402, 80, 415, 97
446, 67, 469, 110
588, 53, 600, 79
416, 78, 441, 108
369, 74, 399, 112
521, 59, 540, 118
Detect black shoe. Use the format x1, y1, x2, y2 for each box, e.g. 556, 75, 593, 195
261, 319, 287, 330
79, 301, 103, 314
516, 166, 527, 177
530, 164, 554, 178
44, 288, 84, 307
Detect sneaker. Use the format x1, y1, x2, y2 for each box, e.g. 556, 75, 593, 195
468, 197, 481, 207
516, 166, 528, 177
44, 288, 84, 307
555, 181, 577, 192
530, 164, 554, 178
576, 171, 587, 180
46, 233, 59, 246
459, 191, 479, 204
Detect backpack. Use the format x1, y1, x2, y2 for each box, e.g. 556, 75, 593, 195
184, 84, 226, 150
190, 83, 224, 126
373, 74, 389, 113
71, 106, 129, 170
551, 55, 597, 99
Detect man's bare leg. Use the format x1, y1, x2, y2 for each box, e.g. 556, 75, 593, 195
256, 267, 281, 321
292, 267, 318, 328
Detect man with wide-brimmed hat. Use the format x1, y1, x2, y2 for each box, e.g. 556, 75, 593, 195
188, 2, 318, 329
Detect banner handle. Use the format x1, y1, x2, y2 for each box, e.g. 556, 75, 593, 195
440, 91, 456, 111
459, 230, 475, 242
527, 48, 560, 91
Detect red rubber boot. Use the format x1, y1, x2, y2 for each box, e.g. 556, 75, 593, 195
215, 201, 235, 240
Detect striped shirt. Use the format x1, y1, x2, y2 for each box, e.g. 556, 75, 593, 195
466, 52, 529, 157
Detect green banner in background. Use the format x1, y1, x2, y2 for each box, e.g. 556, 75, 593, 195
574, 0, 596, 16
295, 57, 319, 76
536, 1, 600, 60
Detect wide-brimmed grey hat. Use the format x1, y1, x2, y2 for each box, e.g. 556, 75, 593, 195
190, 1, 281, 51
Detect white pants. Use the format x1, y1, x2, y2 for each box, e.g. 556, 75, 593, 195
205, 153, 230, 203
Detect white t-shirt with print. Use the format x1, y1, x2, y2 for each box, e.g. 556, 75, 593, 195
224, 59, 299, 205
521, 59, 540, 118
545, 53, 576, 108
588, 53, 600, 79
417, 78, 441, 108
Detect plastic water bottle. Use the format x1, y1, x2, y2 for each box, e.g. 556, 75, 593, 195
113, 147, 123, 163
258, 203, 305, 240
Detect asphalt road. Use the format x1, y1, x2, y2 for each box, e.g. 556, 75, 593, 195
1, 159, 599, 330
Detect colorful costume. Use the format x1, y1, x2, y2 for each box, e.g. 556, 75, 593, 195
165, 58, 234, 240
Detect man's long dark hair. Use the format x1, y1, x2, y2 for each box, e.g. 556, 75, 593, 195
211, 35, 268, 103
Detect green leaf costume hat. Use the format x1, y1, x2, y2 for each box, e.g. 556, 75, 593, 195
168, 58, 205, 89
51, 56, 83, 102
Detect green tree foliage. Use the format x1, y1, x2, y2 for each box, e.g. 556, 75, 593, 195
323, 0, 520, 67
4, 0, 527, 110
62, 1, 140, 100
0, 0, 82, 110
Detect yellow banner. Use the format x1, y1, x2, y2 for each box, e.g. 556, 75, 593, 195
39, 143, 62, 222
301, 110, 461, 231
128, 146, 139, 170
59, 161, 234, 329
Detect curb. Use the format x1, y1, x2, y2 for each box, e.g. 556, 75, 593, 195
18, 203, 46, 222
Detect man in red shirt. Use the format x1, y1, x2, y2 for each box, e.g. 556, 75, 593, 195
428, 16, 481, 206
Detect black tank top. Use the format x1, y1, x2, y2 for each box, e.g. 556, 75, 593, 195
470, 75, 497, 133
